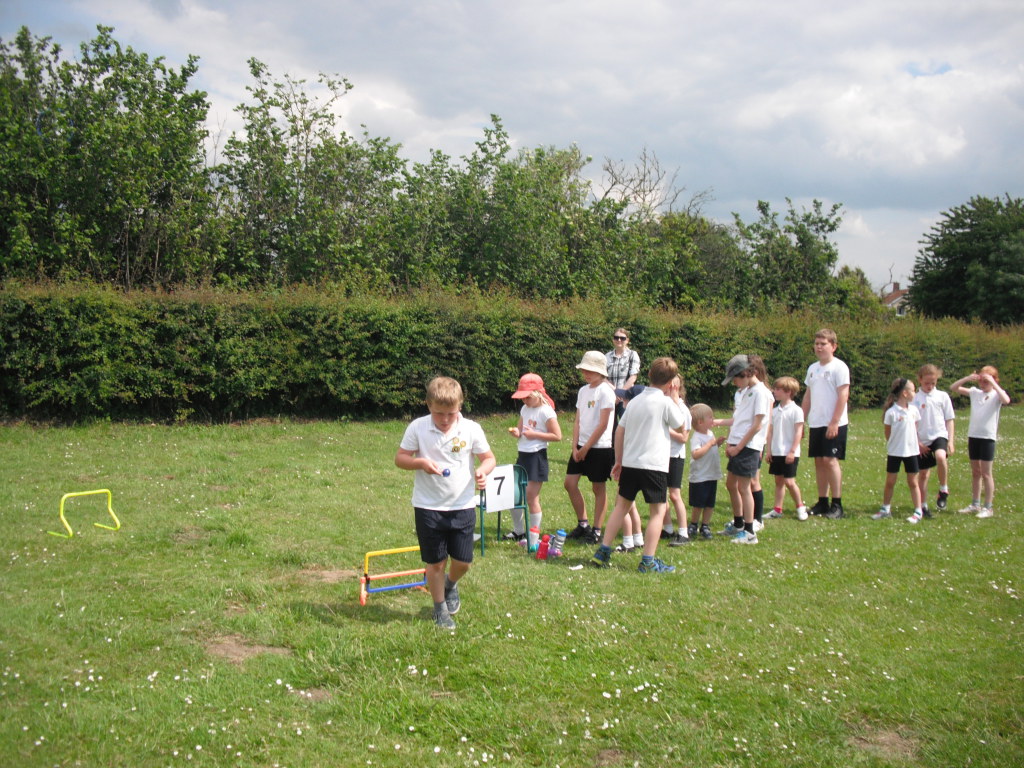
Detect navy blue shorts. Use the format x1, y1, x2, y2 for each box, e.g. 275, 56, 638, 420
517, 449, 549, 483
414, 507, 476, 565
566, 446, 614, 483
726, 446, 761, 478
968, 437, 996, 462
617, 466, 669, 504
886, 455, 920, 474
808, 425, 848, 460
917, 437, 948, 470
688, 480, 719, 509
667, 457, 685, 489
768, 455, 799, 478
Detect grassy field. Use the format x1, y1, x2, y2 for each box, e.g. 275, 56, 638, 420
1, 406, 1022, 767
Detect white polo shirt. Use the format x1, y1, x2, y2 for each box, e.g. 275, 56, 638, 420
804, 358, 850, 429
575, 381, 616, 448
913, 388, 954, 442
967, 387, 1004, 440
728, 384, 773, 451
400, 413, 491, 510
884, 403, 921, 457
617, 387, 686, 472
770, 400, 804, 457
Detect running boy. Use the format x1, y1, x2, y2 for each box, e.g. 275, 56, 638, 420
591, 357, 687, 573
687, 403, 726, 541
913, 364, 955, 515
951, 366, 1011, 518
802, 328, 850, 519
395, 376, 496, 629
765, 376, 808, 520
564, 351, 616, 543
507, 373, 562, 541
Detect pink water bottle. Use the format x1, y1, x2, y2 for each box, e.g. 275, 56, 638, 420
536, 534, 550, 560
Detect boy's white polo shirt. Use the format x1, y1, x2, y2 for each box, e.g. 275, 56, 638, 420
770, 400, 804, 457
804, 357, 850, 428
728, 384, 772, 451
617, 387, 686, 472
400, 413, 490, 510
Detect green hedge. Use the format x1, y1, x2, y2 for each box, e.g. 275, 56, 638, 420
1, 284, 1020, 421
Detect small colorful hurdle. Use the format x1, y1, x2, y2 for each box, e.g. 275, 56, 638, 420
359, 545, 427, 606
48, 489, 121, 539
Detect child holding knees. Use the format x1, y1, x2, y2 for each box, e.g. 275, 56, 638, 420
875, 377, 924, 523
507, 373, 562, 542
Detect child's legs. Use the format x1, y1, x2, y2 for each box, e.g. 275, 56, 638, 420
728, 473, 754, 522
969, 459, 985, 500
934, 449, 949, 488
905, 472, 921, 508
773, 475, 787, 508
917, 467, 931, 502
701, 507, 715, 525
592, 482, 608, 528
600, 495, 633, 547
669, 487, 686, 527
977, 459, 995, 505
814, 457, 842, 498
424, 559, 449, 603
526, 481, 543, 517
784, 477, 803, 507
622, 505, 638, 536
564, 474, 587, 521
882, 472, 899, 505
642, 502, 669, 557
726, 471, 743, 517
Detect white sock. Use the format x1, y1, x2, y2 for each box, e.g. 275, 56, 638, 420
633, 532, 644, 546
529, 513, 542, 532
622, 534, 634, 548
511, 508, 525, 535
663, 522, 675, 534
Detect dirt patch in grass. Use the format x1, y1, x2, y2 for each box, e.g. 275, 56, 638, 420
594, 749, 628, 767
172, 525, 207, 543
296, 568, 359, 583
849, 729, 918, 761
205, 634, 291, 665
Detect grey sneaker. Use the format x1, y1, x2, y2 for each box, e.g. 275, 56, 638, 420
433, 609, 456, 629
699, 524, 713, 540
872, 507, 891, 520
444, 582, 460, 615
637, 557, 675, 573
687, 522, 699, 539
668, 532, 691, 547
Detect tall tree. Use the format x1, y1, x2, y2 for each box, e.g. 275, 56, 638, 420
909, 195, 1024, 324
0, 26, 211, 288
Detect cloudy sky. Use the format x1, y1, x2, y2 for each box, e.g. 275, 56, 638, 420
3, 0, 1022, 289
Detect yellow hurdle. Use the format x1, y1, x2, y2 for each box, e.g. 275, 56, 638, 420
359, 545, 426, 606
49, 489, 121, 539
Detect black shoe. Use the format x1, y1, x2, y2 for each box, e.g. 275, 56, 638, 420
825, 502, 844, 520
687, 522, 699, 539
566, 523, 591, 540
584, 527, 602, 544
809, 500, 829, 517
700, 524, 713, 540
921, 504, 933, 519
936, 491, 948, 511
501, 530, 526, 542
660, 529, 673, 540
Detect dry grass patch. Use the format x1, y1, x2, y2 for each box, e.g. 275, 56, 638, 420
205, 634, 292, 665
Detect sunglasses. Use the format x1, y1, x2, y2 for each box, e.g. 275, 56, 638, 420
613, 335, 628, 341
